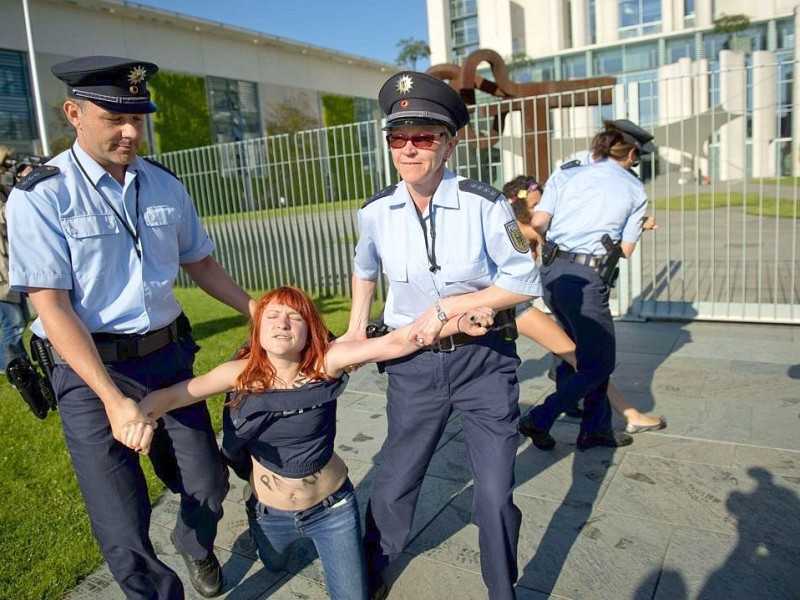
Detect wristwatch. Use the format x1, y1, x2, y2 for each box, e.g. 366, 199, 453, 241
434, 300, 448, 323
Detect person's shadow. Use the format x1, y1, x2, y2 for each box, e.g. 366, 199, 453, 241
696, 467, 800, 599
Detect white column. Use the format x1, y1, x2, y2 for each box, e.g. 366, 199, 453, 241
595, 0, 619, 45
718, 50, 747, 181
695, 0, 714, 28
570, 0, 588, 47
426, 0, 450, 66
751, 51, 777, 178
661, 0, 676, 34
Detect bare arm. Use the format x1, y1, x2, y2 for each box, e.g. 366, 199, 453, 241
27, 288, 152, 443
531, 211, 552, 240
325, 307, 494, 377
122, 359, 245, 451
340, 275, 377, 342
182, 255, 256, 317
407, 286, 531, 346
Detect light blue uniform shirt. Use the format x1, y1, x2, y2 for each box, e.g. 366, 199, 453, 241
354, 169, 542, 329
535, 158, 648, 256
7, 142, 214, 338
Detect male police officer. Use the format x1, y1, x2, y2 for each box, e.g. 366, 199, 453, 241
342, 71, 541, 599
7, 56, 255, 598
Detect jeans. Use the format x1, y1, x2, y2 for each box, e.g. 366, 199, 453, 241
0, 298, 28, 370
246, 478, 368, 600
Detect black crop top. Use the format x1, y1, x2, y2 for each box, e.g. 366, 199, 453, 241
221, 374, 349, 480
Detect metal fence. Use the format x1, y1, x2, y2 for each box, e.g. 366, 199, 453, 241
156, 61, 799, 324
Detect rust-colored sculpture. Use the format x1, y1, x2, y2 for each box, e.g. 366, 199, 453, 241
427, 49, 615, 183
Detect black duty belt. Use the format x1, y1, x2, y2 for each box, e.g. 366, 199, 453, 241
426, 331, 479, 352
555, 249, 602, 268
48, 320, 179, 364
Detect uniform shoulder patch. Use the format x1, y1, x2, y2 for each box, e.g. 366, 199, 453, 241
560, 159, 582, 170
459, 179, 503, 202
143, 157, 179, 179
504, 220, 530, 253
15, 165, 61, 191
361, 184, 397, 209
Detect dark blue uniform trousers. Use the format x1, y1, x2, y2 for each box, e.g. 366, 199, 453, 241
52, 335, 228, 599
529, 258, 615, 435
364, 331, 522, 600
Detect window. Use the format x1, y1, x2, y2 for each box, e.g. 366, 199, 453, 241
593, 47, 623, 75
684, 0, 695, 27
207, 77, 261, 143
451, 13, 479, 64
777, 19, 794, 50
666, 35, 696, 63
624, 42, 658, 71
450, 0, 477, 19
0, 50, 36, 151
563, 54, 588, 79
619, 0, 662, 38
588, 0, 597, 45
513, 59, 556, 83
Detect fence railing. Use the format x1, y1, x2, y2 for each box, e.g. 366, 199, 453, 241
156, 61, 799, 323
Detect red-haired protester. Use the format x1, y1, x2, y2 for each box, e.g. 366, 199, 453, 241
122, 286, 492, 600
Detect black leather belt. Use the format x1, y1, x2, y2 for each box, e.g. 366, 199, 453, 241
426, 331, 478, 352
48, 320, 179, 364
555, 249, 602, 268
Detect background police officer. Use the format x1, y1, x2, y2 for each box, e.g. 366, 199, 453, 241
7, 56, 255, 598
342, 71, 541, 599
518, 119, 654, 450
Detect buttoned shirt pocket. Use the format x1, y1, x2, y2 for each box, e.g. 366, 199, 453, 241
382, 260, 408, 283
143, 205, 181, 265
439, 258, 489, 286
62, 213, 118, 240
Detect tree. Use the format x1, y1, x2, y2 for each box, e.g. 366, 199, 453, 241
396, 37, 431, 70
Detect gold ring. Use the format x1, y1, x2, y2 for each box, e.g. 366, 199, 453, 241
416, 336, 425, 345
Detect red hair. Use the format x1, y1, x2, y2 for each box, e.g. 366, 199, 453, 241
230, 286, 331, 405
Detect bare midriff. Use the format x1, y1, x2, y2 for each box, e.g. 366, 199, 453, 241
249, 452, 348, 511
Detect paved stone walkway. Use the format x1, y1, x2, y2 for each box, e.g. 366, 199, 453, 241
68, 319, 800, 599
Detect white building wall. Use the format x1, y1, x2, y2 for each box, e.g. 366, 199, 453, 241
2, 0, 395, 148
794, 6, 800, 177
476, 0, 514, 59
427, 0, 450, 65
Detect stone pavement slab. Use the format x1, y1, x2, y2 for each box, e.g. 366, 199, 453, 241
67, 320, 800, 599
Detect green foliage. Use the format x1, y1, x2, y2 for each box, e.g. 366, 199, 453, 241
396, 37, 431, 70
265, 99, 319, 135
149, 71, 213, 153
0, 288, 362, 599
713, 13, 751, 34
652, 192, 798, 219
322, 94, 356, 126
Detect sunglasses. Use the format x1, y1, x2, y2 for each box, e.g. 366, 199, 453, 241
385, 132, 447, 149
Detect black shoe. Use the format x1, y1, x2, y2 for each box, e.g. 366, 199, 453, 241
171, 531, 223, 597
576, 431, 633, 450
518, 417, 556, 450
564, 407, 584, 419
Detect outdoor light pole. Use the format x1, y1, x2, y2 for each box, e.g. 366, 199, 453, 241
22, 0, 50, 155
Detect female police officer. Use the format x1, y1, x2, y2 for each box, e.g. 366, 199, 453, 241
342, 71, 541, 599
518, 119, 654, 451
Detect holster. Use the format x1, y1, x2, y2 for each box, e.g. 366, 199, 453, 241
541, 240, 558, 266
365, 317, 392, 374
596, 234, 623, 286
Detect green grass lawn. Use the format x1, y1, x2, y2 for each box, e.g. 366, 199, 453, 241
653, 192, 799, 219
0, 288, 367, 600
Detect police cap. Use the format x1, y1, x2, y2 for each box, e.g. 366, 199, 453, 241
51, 55, 158, 114
379, 71, 469, 134
608, 119, 655, 154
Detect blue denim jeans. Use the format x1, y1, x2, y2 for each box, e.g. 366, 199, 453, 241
246, 478, 368, 600
0, 298, 28, 370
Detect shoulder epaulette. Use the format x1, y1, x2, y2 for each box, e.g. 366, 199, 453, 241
15, 165, 61, 191
560, 159, 582, 170
458, 179, 502, 202
361, 184, 397, 209
143, 157, 179, 179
